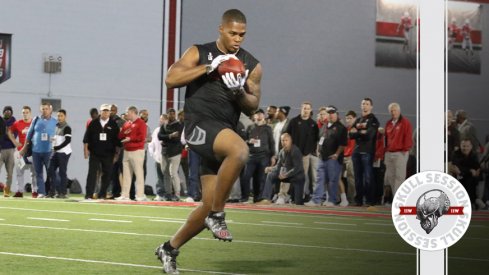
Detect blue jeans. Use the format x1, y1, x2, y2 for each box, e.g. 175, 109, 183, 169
352, 152, 374, 204
186, 150, 201, 199
311, 159, 341, 204
48, 152, 71, 195
32, 152, 52, 195
241, 157, 269, 201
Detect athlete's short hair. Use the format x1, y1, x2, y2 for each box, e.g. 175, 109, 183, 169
58, 109, 66, 116
222, 9, 246, 24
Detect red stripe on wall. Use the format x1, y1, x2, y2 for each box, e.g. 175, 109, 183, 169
376, 21, 482, 44
166, 0, 177, 110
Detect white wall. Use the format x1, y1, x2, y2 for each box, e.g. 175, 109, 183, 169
0, 0, 164, 192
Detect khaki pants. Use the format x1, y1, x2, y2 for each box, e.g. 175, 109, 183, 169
384, 151, 409, 196
0, 148, 15, 187
302, 154, 318, 196
160, 154, 182, 196
122, 149, 145, 198
343, 156, 355, 202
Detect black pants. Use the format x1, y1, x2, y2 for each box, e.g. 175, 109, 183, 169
111, 153, 123, 197
86, 154, 114, 199
241, 157, 269, 202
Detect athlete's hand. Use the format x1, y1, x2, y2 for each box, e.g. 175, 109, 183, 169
222, 70, 249, 94
208, 54, 237, 74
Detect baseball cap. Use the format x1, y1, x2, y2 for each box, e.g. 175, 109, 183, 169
279, 106, 290, 116
326, 105, 338, 114
100, 104, 111, 111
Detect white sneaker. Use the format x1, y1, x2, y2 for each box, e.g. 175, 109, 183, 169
322, 201, 336, 207
114, 196, 130, 201
184, 197, 195, 202
135, 196, 149, 202
275, 197, 285, 205
304, 200, 320, 207
153, 195, 166, 201
339, 200, 349, 207
37, 194, 46, 199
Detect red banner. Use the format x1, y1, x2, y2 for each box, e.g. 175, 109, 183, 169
399, 206, 464, 215
0, 33, 12, 84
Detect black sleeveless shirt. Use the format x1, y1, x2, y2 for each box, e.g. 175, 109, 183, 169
184, 42, 259, 128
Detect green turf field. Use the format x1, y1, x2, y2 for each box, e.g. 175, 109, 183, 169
0, 197, 487, 274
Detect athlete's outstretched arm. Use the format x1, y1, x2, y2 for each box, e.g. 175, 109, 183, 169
237, 63, 262, 116
165, 46, 205, 89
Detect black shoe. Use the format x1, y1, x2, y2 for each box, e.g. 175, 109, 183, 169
155, 243, 179, 274
204, 211, 233, 242
226, 199, 239, 203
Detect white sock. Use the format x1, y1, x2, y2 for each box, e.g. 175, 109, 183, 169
340, 193, 347, 202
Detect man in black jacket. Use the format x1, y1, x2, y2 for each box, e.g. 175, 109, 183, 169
158, 108, 184, 200
240, 109, 275, 203
83, 104, 121, 199
349, 98, 379, 206
284, 102, 319, 200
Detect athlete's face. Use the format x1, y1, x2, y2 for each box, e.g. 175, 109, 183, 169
361, 100, 372, 115
280, 134, 292, 151
345, 115, 355, 127
460, 140, 472, 155
219, 21, 246, 53
57, 112, 66, 123
301, 104, 312, 119
22, 108, 31, 121
389, 106, 401, 120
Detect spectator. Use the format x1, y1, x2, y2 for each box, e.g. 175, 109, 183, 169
241, 109, 275, 203
342, 110, 356, 203
109, 104, 125, 199
272, 106, 291, 158
84, 104, 121, 200
456, 109, 480, 154
158, 108, 184, 201
383, 103, 413, 202
20, 103, 57, 198
8, 106, 35, 197
349, 98, 379, 206
451, 139, 480, 209
177, 110, 188, 195
150, 114, 169, 201
264, 133, 305, 205
285, 101, 319, 201
128, 109, 152, 200
447, 110, 460, 162
0, 106, 16, 197
373, 127, 386, 205
266, 105, 278, 126
46, 109, 72, 198
117, 106, 147, 201
305, 106, 347, 207
317, 106, 328, 129
86, 108, 99, 128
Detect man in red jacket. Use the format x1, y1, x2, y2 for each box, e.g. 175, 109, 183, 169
117, 106, 147, 201
384, 103, 413, 198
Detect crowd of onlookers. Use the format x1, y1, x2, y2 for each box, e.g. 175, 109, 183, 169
0, 101, 487, 211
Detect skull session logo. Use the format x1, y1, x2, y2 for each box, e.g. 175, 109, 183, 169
392, 171, 471, 251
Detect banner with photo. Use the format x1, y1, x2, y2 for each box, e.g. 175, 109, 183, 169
0, 33, 12, 84
447, 1, 482, 74
375, 0, 418, 69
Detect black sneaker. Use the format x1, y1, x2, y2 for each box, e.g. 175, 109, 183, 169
155, 243, 179, 274
204, 211, 233, 242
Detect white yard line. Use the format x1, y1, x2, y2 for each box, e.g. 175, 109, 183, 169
149, 219, 185, 223
314, 221, 357, 226
261, 221, 303, 225
0, 251, 244, 274
364, 222, 394, 227
27, 217, 70, 222
0, 222, 413, 256
89, 218, 132, 223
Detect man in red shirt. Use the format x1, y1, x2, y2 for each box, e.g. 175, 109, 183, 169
8, 106, 35, 197
116, 106, 147, 201
384, 103, 413, 198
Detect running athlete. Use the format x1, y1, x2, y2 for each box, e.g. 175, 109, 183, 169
155, 9, 262, 274
397, 11, 413, 53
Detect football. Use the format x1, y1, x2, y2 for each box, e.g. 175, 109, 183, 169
217, 58, 245, 77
